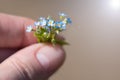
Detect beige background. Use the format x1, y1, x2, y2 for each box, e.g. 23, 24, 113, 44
1, 0, 120, 80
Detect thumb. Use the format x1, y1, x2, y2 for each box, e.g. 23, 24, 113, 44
0, 44, 65, 80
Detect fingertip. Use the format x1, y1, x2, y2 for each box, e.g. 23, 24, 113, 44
0, 44, 65, 80
36, 45, 65, 71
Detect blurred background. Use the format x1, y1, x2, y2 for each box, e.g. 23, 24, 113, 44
1, 0, 120, 80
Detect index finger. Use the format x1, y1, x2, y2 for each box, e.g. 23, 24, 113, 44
0, 13, 37, 48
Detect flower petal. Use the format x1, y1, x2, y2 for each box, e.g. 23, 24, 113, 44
26, 25, 33, 32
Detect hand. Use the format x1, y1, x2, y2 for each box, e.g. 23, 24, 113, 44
0, 13, 65, 80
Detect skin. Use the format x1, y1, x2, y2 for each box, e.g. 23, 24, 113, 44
0, 13, 65, 80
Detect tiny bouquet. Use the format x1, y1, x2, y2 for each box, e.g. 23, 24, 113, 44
26, 13, 72, 45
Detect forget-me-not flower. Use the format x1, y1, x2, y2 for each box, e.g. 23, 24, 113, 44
26, 25, 33, 32
34, 21, 40, 26
40, 19, 47, 27
26, 13, 72, 45
59, 13, 67, 17
47, 19, 55, 27
67, 18, 72, 24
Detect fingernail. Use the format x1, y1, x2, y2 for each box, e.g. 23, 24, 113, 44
36, 52, 49, 70
36, 45, 64, 70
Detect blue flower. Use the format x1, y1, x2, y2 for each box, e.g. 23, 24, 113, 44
37, 17, 47, 27
55, 21, 66, 30
59, 13, 67, 20
63, 18, 72, 24
38, 17, 45, 21
67, 18, 72, 24
34, 21, 40, 26
26, 13, 72, 45
63, 18, 67, 24
55, 22, 62, 28
59, 13, 67, 17
40, 19, 47, 27
26, 25, 33, 32
47, 19, 55, 27
61, 22, 66, 30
